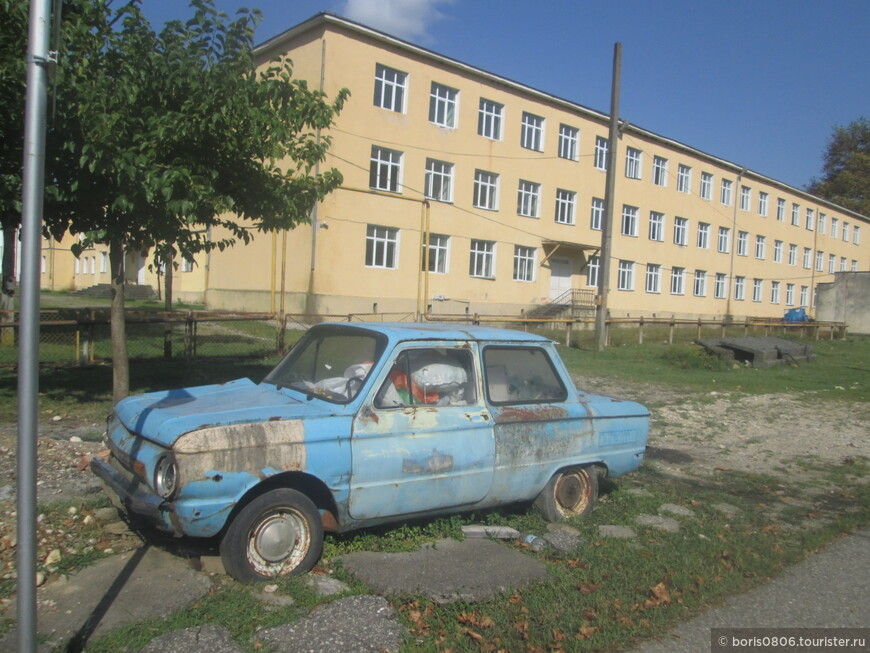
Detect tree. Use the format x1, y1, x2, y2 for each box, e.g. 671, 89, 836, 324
49, 0, 347, 402
808, 117, 870, 218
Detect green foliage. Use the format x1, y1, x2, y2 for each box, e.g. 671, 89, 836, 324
659, 344, 729, 371
807, 117, 870, 217
0, 0, 27, 231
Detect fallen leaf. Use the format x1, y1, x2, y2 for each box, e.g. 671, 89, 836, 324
577, 583, 601, 594
575, 625, 598, 640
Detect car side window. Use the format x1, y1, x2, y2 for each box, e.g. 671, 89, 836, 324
484, 346, 567, 404
375, 348, 476, 408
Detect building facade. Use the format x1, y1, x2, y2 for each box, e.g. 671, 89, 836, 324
36, 13, 870, 320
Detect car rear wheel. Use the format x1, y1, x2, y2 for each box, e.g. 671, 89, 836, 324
220, 488, 323, 583
534, 466, 598, 521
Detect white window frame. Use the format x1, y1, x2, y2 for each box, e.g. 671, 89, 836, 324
771, 281, 780, 304
752, 278, 763, 303
478, 99, 503, 140
473, 170, 499, 210
673, 217, 688, 246
590, 197, 604, 231
370, 146, 403, 193
621, 205, 638, 237
734, 276, 745, 301
625, 147, 642, 179
617, 260, 635, 291
697, 222, 710, 249
645, 263, 661, 294
653, 156, 668, 186
513, 245, 536, 282
720, 179, 733, 206
521, 112, 545, 151
776, 198, 786, 221
755, 235, 766, 260
670, 267, 685, 295
677, 164, 692, 193
840, 256, 848, 272
594, 136, 608, 171
714, 272, 727, 299
818, 212, 826, 234
788, 244, 797, 266
758, 191, 769, 216
182, 257, 194, 273
815, 250, 824, 272
854, 226, 861, 245
785, 283, 795, 306
831, 217, 839, 239
773, 240, 783, 263
802, 247, 812, 269
424, 233, 450, 274
828, 253, 836, 274
700, 172, 713, 200
649, 211, 664, 242
587, 255, 599, 287
693, 269, 707, 297
424, 158, 454, 202
469, 239, 495, 279
517, 180, 541, 218
791, 203, 800, 226
555, 189, 576, 225
100, 251, 108, 273
373, 64, 407, 113
740, 185, 751, 211
717, 226, 730, 254
365, 225, 399, 269
842, 222, 850, 242
737, 230, 748, 256
805, 208, 815, 231
558, 124, 579, 161
800, 286, 809, 307
429, 82, 458, 128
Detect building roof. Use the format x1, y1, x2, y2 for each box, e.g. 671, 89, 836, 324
255, 12, 869, 225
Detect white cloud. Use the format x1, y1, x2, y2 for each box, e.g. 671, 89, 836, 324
341, 0, 452, 42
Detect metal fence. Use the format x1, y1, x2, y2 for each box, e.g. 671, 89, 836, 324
0, 309, 848, 366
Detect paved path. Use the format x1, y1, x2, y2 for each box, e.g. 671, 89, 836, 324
632, 528, 870, 652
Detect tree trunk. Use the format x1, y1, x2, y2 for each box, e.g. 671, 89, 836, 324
1, 227, 16, 347
109, 239, 129, 403
164, 251, 173, 360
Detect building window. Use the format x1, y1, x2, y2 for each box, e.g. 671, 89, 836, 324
840, 256, 848, 271
700, 172, 713, 200
558, 124, 579, 161
653, 156, 668, 186
800, 286, 809, 307
373, 64, 406, 112
517, 180, 541, 218
425, 159, 453, 202
740, 185, 751, 211
670, 267, 685, 295
513, 245, 536, 282
617, 260, 634, 291
74, 257, 80, 274
182, 258, 194, 273
621, 205, 638, 237
478, 99, 503, 140
673, 217, 688, 246
773, 240, 783, 263
717, 226, 730, 254
788, 244, 797, 266
646, 264, 661, 293
714, 272, 727, 299
831, 217, 839, 239
677, 164, 692, 193
771, 281, 780, 304
649, 211, 664, 242
473, 170, 499, 210
590, 197, 604, 230
785, 283, 795, 306
429, 82, 458, 128
697, 222, 710, 249
818, 212, 826, 234
802, 247, 812, 269
737, 230, 748, 256
365, 225, 399, 269
521, 112, 545, 151
776, 198, 786, 221
851, 260, 858, 272
693, 270, 707, 297
555, 189, 576, 225
100, 251, 108, 273
370, 146, 403, 193
625, 147, 642, 179
752, 278, 763, 303
842, 222, 850, 242
758, 191, 769, 216
755, 235, 766, 260
587, 255, 599, 287
815, 250, 824, 271
791, 203, 800, 226
720, 179, 733, 206
828, 253, 836, 273
854, 226, 861, 245
734, 276, 745, 301
423, 234, 449, 273
594, 136, 608, 171
805, 208, 815, 231
469, 239, 495, 278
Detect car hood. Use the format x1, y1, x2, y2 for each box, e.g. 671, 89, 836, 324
114, 378, 338, 447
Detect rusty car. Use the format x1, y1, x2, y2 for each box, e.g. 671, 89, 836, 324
91, 322, 649, 582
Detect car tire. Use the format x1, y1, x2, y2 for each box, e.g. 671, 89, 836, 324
220, 488, 323, 583
534, 466, 598, 521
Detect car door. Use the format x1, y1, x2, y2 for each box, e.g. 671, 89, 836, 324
349, 343, 494, 520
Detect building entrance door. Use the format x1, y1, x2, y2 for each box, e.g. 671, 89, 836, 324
549, 257, 572, 300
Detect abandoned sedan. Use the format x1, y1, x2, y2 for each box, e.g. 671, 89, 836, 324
91, 323, 649, 582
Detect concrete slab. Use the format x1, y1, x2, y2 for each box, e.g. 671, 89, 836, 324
339, 538, 548, 603
1, 545, 212, 652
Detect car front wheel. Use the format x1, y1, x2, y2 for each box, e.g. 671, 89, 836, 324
534, 466, 598, 521
220, 488, 323, 583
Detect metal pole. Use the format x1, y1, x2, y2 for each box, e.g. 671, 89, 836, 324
19, 1, 52, 650
595, 42, 621, 350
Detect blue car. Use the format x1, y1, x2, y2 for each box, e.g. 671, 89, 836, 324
91, 323, 649, 582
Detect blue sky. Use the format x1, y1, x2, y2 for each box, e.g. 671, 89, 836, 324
141, 0, 870, 192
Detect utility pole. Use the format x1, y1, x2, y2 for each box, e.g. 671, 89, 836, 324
595, 43, 622, 350
19, 1, 52, 650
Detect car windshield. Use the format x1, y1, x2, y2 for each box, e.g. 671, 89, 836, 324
264, 325, 387, 403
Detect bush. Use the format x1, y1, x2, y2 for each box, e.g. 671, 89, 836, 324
659, 344, 729, 371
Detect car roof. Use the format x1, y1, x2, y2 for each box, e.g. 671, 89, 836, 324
318, 322, 554, 344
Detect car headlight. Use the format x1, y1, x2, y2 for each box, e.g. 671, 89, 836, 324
154, 455, 179, 499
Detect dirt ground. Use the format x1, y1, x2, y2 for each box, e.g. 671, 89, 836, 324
0, 377, 867, 602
